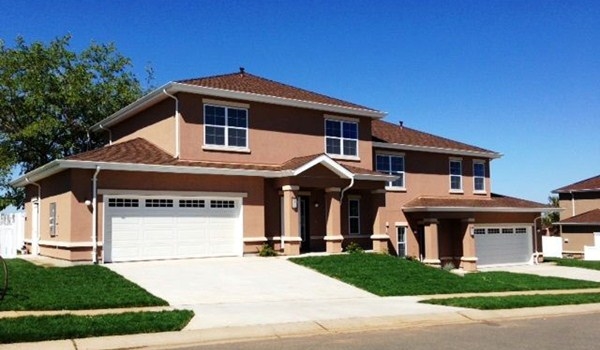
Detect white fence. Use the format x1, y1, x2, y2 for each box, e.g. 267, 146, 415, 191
542, 236, 563, 258
0, 213, 25, 258
584, 232, 600, 261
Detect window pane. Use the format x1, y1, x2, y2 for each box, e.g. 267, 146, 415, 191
342, 122, 358, 139
326, 138, 341, 154
392, 173, 404, 187
206, 126, 225, 145
228, 128, 247, 147
451, 175, 461, 190
349, 200, 359, 216
376, 155, 390, 173
325, 120, 341, 137
450, 161, 461, 175
227, 108, 247, 128
350, 218, 360, 234
205, 106, 225, 125
343, 139, 357, 156
391, 156, 404, 172
474, 177, 484, 191
474, 163, 485, 177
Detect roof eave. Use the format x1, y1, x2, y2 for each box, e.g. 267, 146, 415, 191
402, 206, 554, 213
556, 221, 600, 226
373, 142, 502, 159
10, 161, 64, 187
552, 188, 600, 194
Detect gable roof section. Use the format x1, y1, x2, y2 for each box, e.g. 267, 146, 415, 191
91, 70, 385, 131
552, 174, 600, 193
557, 209, 600, 225
372, 120, 501, 159
11, 138, 393, 186
403, 193, 553, 213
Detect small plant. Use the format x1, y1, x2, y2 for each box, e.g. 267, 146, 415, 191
344, 242, 364, 254
404, 255, 418, 261
442, 262, 456, 271
257, 243, 278, 257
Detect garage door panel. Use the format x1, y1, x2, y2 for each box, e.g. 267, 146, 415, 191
475, 227, 532, 266
105, 196, 241, 262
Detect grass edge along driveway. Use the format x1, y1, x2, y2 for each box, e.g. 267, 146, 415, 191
290, 254, 600, 296
545, 258, 600, 271
0, 310, 194, 344
421, 292, 600, 310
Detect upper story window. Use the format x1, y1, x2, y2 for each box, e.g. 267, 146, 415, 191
204, 104, 248, 149
449, 159, 462, 192
376, 154, 405, 189
325, 119, 358, 157
473, 160, 486, 193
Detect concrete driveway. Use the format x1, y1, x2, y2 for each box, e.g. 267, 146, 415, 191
107, 257, 462, 330
479, 263, 600, 282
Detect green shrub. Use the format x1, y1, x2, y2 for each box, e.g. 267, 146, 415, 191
257, 243, 278, 257
344, 242, 364, 254
442, 262, 456, 271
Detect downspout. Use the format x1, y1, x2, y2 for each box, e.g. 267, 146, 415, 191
91, 166, 101, 264
163, 89, 180, 158
25, 178, 41, 256
340, 175, 355, 202
532, 216, 542, 265
570, 190, 575, 217
98, 124, 112, 145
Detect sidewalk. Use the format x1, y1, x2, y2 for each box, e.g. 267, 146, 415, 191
2, 293, 600, 350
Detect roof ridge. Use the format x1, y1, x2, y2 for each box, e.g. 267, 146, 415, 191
553, 174, 600, 192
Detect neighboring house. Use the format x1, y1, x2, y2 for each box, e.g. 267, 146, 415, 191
553, 175, 600, 257
10, 69, 551, 270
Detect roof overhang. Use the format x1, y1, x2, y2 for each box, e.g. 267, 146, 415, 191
373, 142, 502, 159
91, 82, 386, 131
402, 206, 556, 213
555, 221, 600, 226
552, 188, 600, 194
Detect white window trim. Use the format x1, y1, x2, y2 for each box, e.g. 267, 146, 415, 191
324, 118, 360, 159
203, 104, 249, 150
473, 159, 487, 194
348, 198, 361, 235
449, 158, 463, 193
396, 225, 408, 257
376, 153, 406, 190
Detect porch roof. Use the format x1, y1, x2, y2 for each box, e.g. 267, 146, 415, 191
402, 193, 554, 213
556, 209, 600, 226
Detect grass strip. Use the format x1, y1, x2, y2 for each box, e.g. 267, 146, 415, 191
421, 293, 600, 310
0, 310, 193, 344
291, 254, 600, 296
545, 258, 600, 271
1, 259, 167, 311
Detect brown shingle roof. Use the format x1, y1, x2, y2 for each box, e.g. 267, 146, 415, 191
558, 209, 600, 225
372, 120, 498, 156
178, 70, 377, 112
553, 175, 600, 193
403, 193, 548, 210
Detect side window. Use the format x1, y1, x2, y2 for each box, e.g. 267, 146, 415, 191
473, 161, 486, 192
325, 119, 358, 157
449, 159, 462, 191
376, 154, 405, 188
348, 199, 360, 235
49, 202, 57, 237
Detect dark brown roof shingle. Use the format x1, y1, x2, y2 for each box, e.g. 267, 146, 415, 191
372, 120, 498, 156
558, 209, 600, 225
553, 175, 600, 193
403, 193, 548, 210
178, 71, 378, 112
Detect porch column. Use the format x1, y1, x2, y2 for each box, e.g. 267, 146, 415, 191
282, 185, 302, 255
324, 187, 343, 253
370, 189, 389, 253
423, 218, 441, 266
460, 218, 478, 272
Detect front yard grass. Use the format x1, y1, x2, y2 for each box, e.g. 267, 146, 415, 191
545, 258, 600, 271
290, 254, 600, 296
0, 310, 194, 344
1, 259, 168, 311
422, 293, 600, 310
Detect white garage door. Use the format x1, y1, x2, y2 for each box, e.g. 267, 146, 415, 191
104, 196, 242, 262
475, 226, 532, 266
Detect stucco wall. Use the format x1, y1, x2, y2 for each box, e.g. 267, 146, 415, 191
558, 192, 600, 220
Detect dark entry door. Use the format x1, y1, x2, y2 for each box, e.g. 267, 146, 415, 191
299, 196, 310, 252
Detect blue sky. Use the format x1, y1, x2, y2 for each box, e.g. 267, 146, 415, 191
2, 0, 599, 203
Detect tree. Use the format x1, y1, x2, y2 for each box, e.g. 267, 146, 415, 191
542, 195, 560, 228
0, 35, 144, 209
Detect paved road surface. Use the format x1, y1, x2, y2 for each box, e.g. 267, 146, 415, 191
174, 312, 600, 350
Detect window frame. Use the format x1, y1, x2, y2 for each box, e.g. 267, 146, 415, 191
473, 160, 486, 193
203, 104, 249, 151
375, 153, 406, 190
49, 202, 57, 237
396, 225, 407, 257
324, 118, 359, 159
348, 198, 361, 235
449, 158, 463, 193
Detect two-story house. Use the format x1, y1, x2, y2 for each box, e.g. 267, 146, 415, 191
553, 175, 600, 257
11, 69, 551, 271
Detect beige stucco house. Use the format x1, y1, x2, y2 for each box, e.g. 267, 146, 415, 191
11, 69, 551, 270
553, 175, 600, 257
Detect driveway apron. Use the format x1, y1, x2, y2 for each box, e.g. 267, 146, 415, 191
479, 263, 600, 282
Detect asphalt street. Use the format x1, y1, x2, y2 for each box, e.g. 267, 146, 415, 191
170, 312, 600, 350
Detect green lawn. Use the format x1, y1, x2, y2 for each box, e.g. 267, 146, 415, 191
290, 254, 600, 296
545, 258, 600, 271
1, 259, 168, 311
0, 310, 194, 344
422, 293, 600, 310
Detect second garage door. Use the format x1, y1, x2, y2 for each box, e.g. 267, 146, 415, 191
104, 196, 242, 262
475, 226, 532, 266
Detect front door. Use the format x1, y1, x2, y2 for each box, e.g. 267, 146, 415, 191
299, 196, 310, 252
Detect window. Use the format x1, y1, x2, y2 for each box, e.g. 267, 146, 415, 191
179, 199, 205, 208
348, 199, 360, 235
204, 105, 248, 148
515, 228, 527, 234
376, 154, 405, 188
49, 202, 57, 237
449, 159, 462, 191
108, 198, 139, 207
325, 119, 358, 157
397, 226, 407, 257
210, 200, 235, 208
473, 161, 486, 192
145, 199, 174, 207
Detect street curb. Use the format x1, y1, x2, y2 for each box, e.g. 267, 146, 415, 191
3, 303, 600, 350
0, 306, 175, 319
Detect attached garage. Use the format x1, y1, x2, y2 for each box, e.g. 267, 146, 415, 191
474, 226, 532, 266
104, 195, 243, 262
